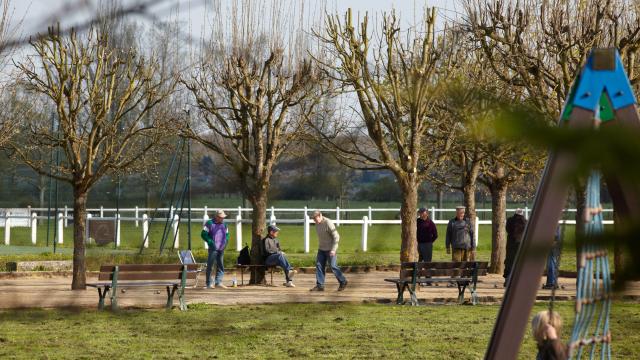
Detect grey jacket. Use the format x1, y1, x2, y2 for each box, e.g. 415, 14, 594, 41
445, 217, 475, 250
263, 235, 281, 257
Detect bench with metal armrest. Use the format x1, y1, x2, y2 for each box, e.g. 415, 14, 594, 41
384, 261, 488, 305
87, 264, 198, 311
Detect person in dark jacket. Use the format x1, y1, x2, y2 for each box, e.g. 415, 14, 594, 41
263, 225, 296, 287
503, 208, 528, 286
445, 206, 475, 261
416, 207, 438, 262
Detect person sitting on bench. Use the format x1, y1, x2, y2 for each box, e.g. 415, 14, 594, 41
263, 225, 297, 287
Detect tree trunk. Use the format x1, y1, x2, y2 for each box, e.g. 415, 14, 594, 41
462, 156, 482, 230
489, 181, 508, 274
71, 187, 88, 289
249, 190, 268, 284
398, 176, 419, 263
463, 177, 478, 231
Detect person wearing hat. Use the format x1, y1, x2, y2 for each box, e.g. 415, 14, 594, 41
416, 207, 438, 262
445, 206, 475, 261
503, 208, 528, 287
309, 210, 348, 292
201, 210, 230, 289
263, 225, 297, 287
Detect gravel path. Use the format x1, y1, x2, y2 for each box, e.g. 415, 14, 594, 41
1, 271, 639, 309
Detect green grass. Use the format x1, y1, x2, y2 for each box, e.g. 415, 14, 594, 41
0, 302, 638, 359
0, 222, 597, 272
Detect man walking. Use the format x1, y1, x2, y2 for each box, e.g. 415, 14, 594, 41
310, 210, 348, 292
202, 210, 229, 289
263, 225, 297, 287
503, 208, 527, 287
445, 206, 475, 261
416, 207, 438, 262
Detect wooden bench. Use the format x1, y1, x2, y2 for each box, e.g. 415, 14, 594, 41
236, 264, 279, 285
384, 261, 489, 305
87, 264, 198, 311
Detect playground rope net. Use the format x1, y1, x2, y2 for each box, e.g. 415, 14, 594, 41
568, 172, 612, 359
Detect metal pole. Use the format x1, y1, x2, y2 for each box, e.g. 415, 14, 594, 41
52, 116, 60, 254
46, 112, 54, 247
114, 175, 120, 249
187, 112, 192, 250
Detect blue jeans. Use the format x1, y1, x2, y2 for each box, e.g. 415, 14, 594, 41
315, 250, 346, 287
206, 249, 224, 286
545, 247, 559, 287
418, 242, 433, 262
265, 253, 293, 281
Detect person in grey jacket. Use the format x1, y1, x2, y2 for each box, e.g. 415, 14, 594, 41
263, 225, 296, 287
445, 206, 475, 261
310, 210, 348, 292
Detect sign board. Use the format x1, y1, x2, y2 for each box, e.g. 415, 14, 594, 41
0, 208, 30, 227
88, 219, 115, 245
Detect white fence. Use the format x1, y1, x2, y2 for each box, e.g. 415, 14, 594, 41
1, 206, 614, 251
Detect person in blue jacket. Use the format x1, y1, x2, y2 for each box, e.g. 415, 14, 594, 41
202, 210, 230, 289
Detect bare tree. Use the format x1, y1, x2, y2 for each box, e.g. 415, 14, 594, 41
463, 0, 640, 260
429, 66, 488, 237
0, 0, 21, 146
9, 25, 177, 289
183, 0, 326, 282
313, 9, 459, 262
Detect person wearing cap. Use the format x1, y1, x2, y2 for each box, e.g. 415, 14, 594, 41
201, 210, 230, 289
445, 206, 475, 261
416, 207, 438, 262
503, 208, 528, 286
263, 225, 297, 287
310, 210, 348, 292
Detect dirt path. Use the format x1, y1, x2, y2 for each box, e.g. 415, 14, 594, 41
2, 271, 639, 310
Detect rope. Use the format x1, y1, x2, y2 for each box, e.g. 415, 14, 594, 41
568, 171, 612, 360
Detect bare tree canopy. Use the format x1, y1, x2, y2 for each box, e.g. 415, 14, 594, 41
8, 24, 177, 289
0, 0, 20, 146
312, 8, 460, 262
183, 0, 327, 283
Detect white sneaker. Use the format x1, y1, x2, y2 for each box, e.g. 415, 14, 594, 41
288, 269, 297, 279
285, 281, 295, 288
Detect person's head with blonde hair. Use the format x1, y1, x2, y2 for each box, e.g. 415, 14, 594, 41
531, 310, 563, 346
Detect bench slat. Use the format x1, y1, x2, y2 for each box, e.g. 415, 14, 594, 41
88, 281, 182, 287
99, 264, 199, 272
414, 269, 489, 277
401, 261, 489, 269
98, 272, 198, 281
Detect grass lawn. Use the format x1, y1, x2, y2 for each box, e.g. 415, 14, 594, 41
0, 302, 638, 359
0, 222, 591, 272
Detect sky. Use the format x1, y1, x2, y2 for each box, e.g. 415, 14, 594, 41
5, 0, 463, 46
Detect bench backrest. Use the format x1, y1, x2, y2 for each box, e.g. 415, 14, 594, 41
399, 261, 489, 279
98, 264, 199, 281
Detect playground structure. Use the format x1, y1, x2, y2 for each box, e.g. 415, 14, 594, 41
486, 48, 640, 359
